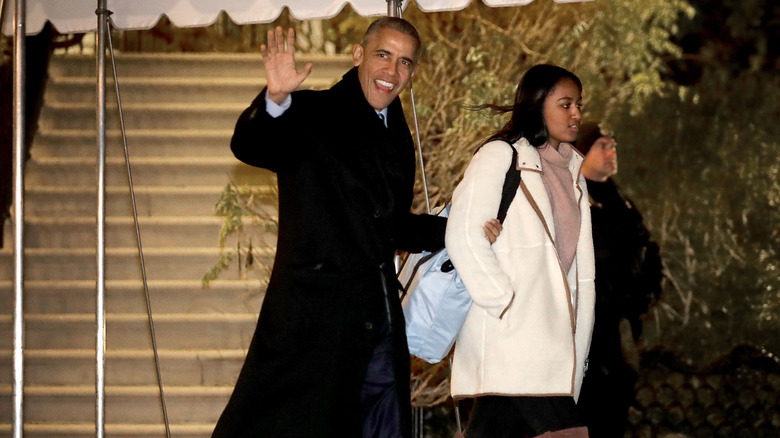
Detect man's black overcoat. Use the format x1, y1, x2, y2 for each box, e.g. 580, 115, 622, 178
211, 67, 446, 437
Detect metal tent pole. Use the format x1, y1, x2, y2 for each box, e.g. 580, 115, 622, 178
95, 1, 109, 437
386, 0, 431, 214
385, 2, 430, 435
11, 0, 26, 436
387, 0, 401, 17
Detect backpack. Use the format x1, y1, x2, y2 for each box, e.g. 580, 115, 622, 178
399, 142, 521, 363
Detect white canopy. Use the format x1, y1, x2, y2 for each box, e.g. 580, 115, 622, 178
3, 0, 585, 35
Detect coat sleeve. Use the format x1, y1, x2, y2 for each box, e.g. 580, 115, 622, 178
230, 88, 313, 172
395, 212, 447, 253
446, 141, 516, 319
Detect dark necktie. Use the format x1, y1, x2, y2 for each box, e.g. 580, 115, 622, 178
378, 113, 387, 128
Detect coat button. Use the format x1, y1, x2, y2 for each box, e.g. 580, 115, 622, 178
373, 209, 382, 219
365, 322, 374, 330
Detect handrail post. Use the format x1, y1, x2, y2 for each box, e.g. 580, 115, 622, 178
95, 1, 109, 437
11, 0, 26, 437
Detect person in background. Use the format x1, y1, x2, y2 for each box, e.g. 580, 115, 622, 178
446, 64, 595, 438
574, 122, 663, 437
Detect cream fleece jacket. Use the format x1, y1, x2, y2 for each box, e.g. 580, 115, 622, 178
446, 138, 596, 401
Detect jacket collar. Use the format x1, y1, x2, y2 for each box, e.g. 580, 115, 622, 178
513, 137, 585, 182
513, 138, 543, 173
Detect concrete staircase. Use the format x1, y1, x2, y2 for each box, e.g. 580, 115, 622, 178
0, 52, 352, 437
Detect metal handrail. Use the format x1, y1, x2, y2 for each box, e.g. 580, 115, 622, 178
107, 15, 172, 438
11, 0, 26, 436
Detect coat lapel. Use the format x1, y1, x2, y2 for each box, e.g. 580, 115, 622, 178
515, 140, 556, 241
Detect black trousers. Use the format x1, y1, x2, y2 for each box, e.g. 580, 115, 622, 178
465, 395, 584, 437
578, 361, 636, 437
360, 319, 403, 438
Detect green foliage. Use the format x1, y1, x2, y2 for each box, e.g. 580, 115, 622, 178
214, 182, 245, 248
399, 0, 779, 364
612, 69, 780, 363
202, 182, 279, 287
677, 0, 778, 74
201, 251, 237, 287
401, 0, 694, 209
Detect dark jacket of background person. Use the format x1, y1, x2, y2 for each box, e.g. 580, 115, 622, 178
576, 124, 663, 437
211, 67, 446, 437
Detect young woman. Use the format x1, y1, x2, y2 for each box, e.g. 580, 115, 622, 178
445, 64, 595, 437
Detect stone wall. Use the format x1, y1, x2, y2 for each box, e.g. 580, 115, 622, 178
627, 345, 780, 437
418, 345, 780, 438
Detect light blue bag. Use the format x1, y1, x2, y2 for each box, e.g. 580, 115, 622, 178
399, 205, 471, 364
400, 143, 522, 363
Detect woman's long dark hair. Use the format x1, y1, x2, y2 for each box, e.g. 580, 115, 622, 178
482, 64, 582, 148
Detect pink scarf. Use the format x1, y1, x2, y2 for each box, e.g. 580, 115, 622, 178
538, 143, 581, 273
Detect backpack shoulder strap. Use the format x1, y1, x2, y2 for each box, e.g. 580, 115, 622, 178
496, 143, 521, 224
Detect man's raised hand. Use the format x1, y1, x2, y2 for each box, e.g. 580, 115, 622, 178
261, 27, 313, 105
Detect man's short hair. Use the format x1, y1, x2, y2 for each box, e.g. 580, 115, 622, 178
362, 17, 422, 62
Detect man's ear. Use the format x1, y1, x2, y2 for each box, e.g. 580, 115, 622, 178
352, 44, 363, 67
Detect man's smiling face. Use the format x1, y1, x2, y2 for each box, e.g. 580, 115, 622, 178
352, 26, 418, 111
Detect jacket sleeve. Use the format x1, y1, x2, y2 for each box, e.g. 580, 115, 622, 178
395, 212, 447, 253
445, 141, 516, 319
230, 88, 310, 173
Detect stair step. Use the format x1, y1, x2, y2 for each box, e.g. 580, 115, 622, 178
0, 314, 257, 350
32, 129, 234, 158
0, 385, 232, 424
0, 279, 264, 314
26, 157, 267, 187
24, 185, 274, 217
2, 51, 352, 434
0, 349, 246, 387
46, 76, 337, 105
40, 102, 246, 131
0, 422, 216, 438
18, 216, 277, 249
48, 53, 352, 80
0, 247, 274, 281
